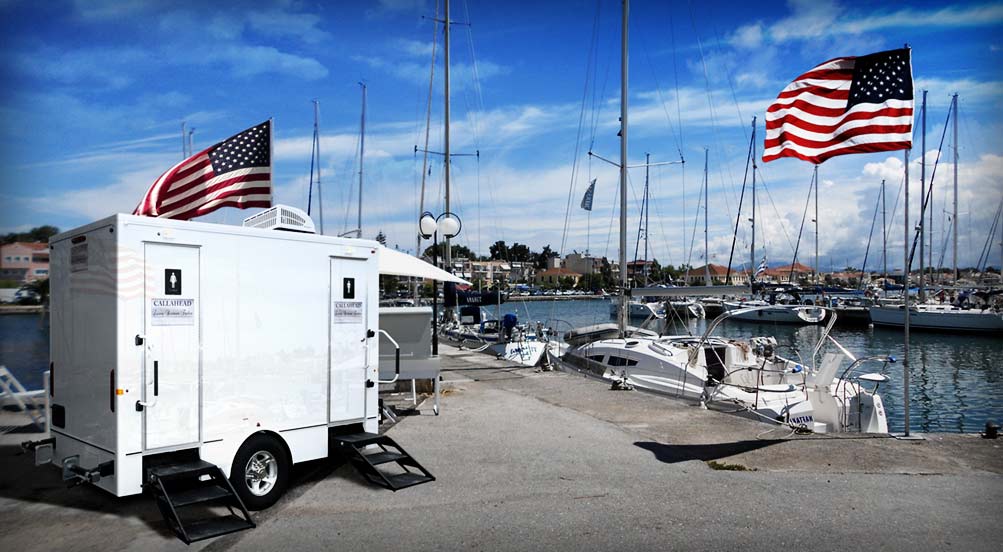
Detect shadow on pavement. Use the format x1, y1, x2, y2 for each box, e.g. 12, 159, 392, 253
634, 439, 783, 464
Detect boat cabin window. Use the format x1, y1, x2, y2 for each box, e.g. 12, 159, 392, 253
587, 355, 605, 363
607, 356, 638, 367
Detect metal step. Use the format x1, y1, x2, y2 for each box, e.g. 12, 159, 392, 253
333, 433, 435, 491
161, 484, 231, 508
361, 451, 406, 466
384, 472, 434, 490
331, 432, 384, 447
149, 459, 217, 479
150, 461, 255, 544
182, 515, 256, 543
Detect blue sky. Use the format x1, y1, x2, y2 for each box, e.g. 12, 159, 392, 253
1, 0, 1001, 271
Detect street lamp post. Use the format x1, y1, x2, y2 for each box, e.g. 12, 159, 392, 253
418, 211, 462, 356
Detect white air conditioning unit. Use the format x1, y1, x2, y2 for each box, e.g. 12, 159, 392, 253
242, 205, 316, 234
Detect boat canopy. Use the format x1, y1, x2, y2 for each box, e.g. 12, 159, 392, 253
378, 245, 471, 285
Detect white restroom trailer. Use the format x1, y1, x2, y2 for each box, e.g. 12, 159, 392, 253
38, 209, 458, 524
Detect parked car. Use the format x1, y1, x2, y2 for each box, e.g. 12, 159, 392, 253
14, 287, 41, 305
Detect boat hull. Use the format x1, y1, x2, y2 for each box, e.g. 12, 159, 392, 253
869, 305, 1003, 333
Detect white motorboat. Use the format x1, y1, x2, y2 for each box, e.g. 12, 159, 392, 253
723, 300, 826, 324
609, 299, 665, 320
440, 307, 554, 367
552, 307, 891, 433
870, 303, 1003, 333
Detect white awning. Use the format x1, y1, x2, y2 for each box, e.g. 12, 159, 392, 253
378, 246, 471, 285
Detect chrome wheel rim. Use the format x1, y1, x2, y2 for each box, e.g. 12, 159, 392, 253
244, 450, 278, 496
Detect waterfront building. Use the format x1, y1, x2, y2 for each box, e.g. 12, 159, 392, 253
684, 263, 749, 285
0, 242, 49, 283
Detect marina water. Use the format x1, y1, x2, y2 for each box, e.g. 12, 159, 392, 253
3, 302, 1000, 434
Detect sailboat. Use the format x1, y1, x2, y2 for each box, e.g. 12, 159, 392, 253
868, 94, 1003, 334
424, 0, 554, 366
548, 0, 891, 433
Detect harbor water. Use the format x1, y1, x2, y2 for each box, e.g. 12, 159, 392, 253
2, 300, 1000, 434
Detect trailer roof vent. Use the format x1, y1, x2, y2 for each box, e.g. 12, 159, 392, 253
242, 205, 316, 234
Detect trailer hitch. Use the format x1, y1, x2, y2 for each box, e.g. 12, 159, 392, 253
62, 456, 114, 487
21, 437, 56, 465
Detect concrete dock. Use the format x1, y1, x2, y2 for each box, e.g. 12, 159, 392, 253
1, 344, 1000, 551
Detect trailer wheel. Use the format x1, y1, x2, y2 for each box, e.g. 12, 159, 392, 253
230, 433, 290, 510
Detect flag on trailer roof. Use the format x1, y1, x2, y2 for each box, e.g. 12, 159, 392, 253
134, 120, 272, 220
581, 178, 596, 211
763, 48, 913, 164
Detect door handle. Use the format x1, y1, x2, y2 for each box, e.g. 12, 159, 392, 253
136, 360, 159, 411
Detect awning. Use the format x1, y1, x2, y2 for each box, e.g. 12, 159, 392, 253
378, 246, 471, 285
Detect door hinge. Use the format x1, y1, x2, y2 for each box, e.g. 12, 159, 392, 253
366, 380, 375, 388
135, 334, 145, 346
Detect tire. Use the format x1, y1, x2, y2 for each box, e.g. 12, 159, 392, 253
230, 433, 290, 510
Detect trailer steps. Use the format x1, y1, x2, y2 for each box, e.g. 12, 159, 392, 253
148, 460, 255, 544
332, 432, 435, 491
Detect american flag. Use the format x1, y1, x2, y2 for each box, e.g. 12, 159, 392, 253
134, 120, 272, 220
763, 48, 913, 164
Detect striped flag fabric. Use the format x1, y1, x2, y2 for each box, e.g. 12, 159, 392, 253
755, 256, 768, 277
580, 178, 596, 211
763, 48, 913, 164
134, 120, 272, 220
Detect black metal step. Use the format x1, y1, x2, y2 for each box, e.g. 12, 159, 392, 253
332, 432, 384, 447
360, 451, 407, 466
384, 472, 434, 490
161, 484, 232, 508
149, 460, 217, 479
182, 515, 256, 543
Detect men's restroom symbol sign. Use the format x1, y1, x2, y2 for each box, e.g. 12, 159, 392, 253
165, 269, 182, 295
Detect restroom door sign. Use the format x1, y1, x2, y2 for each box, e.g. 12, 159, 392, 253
165, 269, 182, 295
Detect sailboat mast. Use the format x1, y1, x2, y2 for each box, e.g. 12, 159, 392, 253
952, 93, 959, 283
814, 165, 819, 286
750, 117, 757, 284
618, 0, 629, 336
919, 90, 926, 300
358, 82, 367, 237
881, 179, 887, 294
704, 148, 710, 286
313, 100, 324, 235
644, 152, 649, 285
444, 0, 452, 270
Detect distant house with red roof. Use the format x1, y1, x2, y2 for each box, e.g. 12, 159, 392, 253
533, 267, 582, 287
0, 242, 49, 283
683, 264, 749, 286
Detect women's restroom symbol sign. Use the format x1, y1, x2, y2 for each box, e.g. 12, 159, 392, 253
165, 269, 182, 295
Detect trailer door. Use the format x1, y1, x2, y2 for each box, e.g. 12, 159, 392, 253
143, 243, 201, 450
330, 256, 368, 423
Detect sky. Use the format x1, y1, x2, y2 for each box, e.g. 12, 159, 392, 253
1, 0, 1001, 272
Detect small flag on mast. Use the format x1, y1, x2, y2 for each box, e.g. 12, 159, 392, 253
581, 178, 596, 211
755, 256, 768, 277
763, 48, 914, 164
134, 120, 272, 220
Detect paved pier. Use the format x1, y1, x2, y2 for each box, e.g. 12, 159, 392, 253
1, 344, 1000, 551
